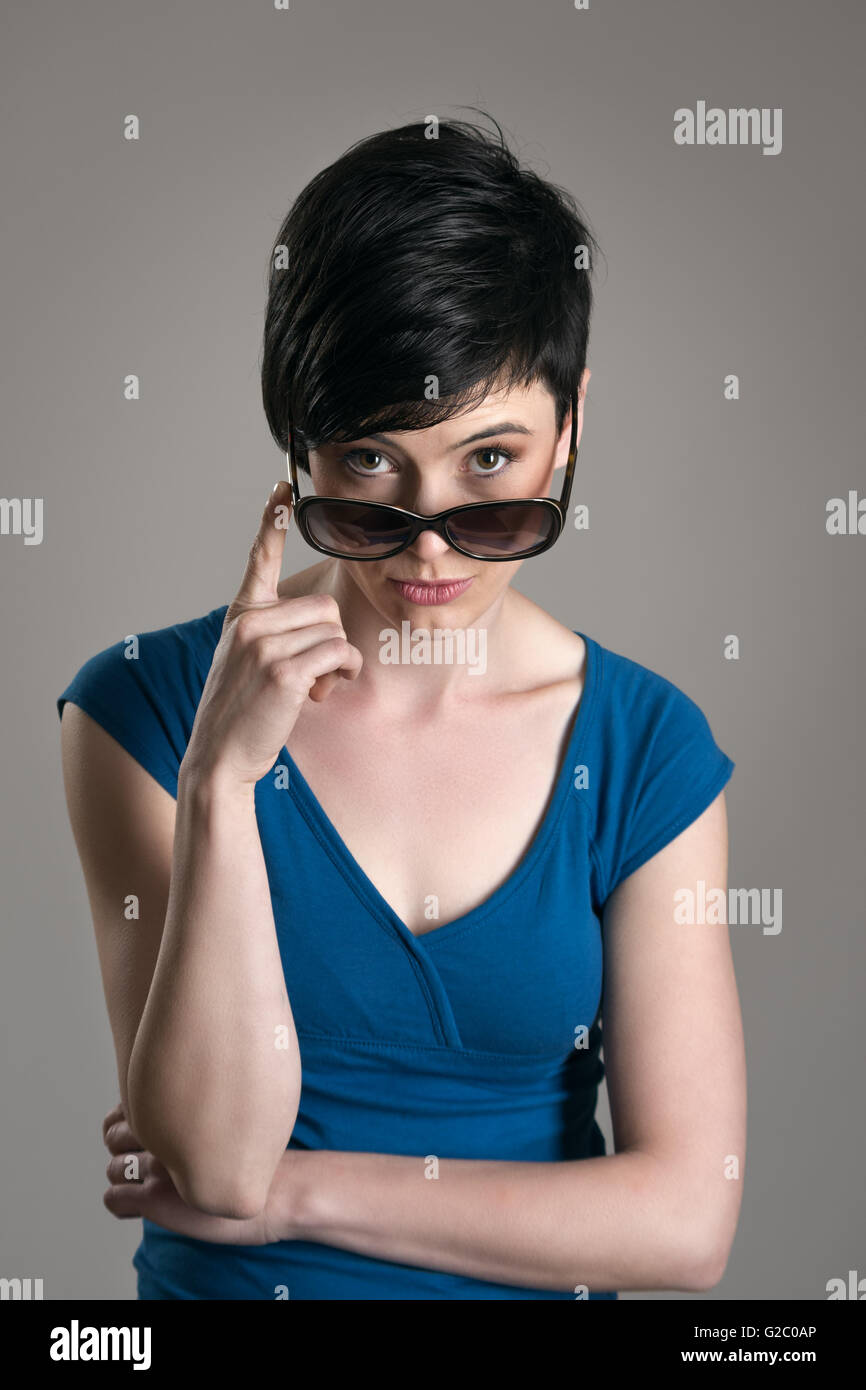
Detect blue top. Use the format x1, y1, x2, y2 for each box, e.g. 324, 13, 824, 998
57, 605, 735, 1300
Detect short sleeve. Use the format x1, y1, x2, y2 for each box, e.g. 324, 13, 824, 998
56, 607, 225, 799
588, 655, 735, 906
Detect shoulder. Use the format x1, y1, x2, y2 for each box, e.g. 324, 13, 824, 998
577, 633, 735, 907
584, 632, 723, 751
58, 603, 227, 705
57, 603, 229, 798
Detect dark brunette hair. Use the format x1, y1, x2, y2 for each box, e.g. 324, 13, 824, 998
261, 110, 601, 472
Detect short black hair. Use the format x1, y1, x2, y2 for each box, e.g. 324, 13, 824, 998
261, 110, 601, 473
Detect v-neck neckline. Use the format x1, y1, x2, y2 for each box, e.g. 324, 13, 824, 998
277, 630, 600, 949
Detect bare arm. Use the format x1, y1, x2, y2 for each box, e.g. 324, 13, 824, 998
128, 757, 300, 1219
60, 705, 301, 1220
60, 482, 362, 1220
270, 790, 746, 1292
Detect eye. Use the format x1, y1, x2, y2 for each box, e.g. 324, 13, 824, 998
339, 449, 393, 476
336, 443, 518, 479
468, 445, 517, 478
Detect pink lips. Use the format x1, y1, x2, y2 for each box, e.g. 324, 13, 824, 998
388, 577, 474, 605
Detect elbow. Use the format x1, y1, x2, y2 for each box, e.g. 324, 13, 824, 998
169, 1141, 279, 1221
173, 1166, 269, 1222
655, 1174, 738, 1292
125, 1079, 280, 1221
127, 1109, 273, 1221
680, 1236, 731, 1292
675, 1208, 737, 1292
632, 1152, 739, 1292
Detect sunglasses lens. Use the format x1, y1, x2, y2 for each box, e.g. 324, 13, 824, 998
303, 500, 411, 557
447, 502, 559, 557
301, 499, 559, 558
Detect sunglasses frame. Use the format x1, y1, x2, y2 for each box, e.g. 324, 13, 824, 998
285, 384, 580, 562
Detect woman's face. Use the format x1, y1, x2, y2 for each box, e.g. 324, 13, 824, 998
306, 371, 589, 626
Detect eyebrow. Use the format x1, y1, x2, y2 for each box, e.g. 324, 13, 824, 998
365, 421, 534, 450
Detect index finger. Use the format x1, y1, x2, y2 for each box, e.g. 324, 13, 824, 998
234, 479, 292, 609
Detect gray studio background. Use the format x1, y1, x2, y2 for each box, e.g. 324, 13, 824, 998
2, 0, 863, 1300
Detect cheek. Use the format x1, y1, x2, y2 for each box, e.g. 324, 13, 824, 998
487, 557, 525, 580
344, 561, 394, 594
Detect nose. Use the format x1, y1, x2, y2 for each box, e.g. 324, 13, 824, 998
405, 527, 456, 561
392, 476, 463, 559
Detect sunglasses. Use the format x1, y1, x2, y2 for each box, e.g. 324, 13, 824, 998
285, 385, 580, 561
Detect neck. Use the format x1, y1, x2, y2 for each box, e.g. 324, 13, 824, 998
321, 559, 520, 708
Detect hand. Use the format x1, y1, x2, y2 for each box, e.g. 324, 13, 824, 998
101, 1101, 287, 1245
183, 479, 363, 787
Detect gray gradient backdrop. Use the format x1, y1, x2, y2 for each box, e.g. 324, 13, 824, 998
2, 0, 863, 1300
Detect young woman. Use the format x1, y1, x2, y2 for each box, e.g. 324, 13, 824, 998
58, 115, 746, 1301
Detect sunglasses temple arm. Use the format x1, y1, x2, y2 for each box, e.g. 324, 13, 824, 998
286, 407, 302, 507
556, 387, 580, 523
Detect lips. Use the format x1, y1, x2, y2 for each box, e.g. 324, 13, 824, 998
388, 576, 474, 605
